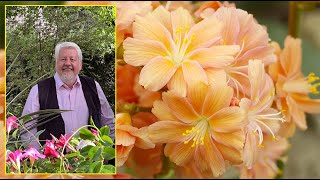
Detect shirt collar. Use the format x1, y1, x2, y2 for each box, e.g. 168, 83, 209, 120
54, 72, 81, 90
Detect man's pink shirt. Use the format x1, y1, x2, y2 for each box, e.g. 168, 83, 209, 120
21, 73, 114, 149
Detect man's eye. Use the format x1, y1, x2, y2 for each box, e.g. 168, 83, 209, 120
61, 59, 66, 61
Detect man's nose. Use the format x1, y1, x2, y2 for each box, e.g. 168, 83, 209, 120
64, 58, 72, 65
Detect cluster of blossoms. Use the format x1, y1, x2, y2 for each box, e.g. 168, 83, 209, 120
114, 1, 320, 179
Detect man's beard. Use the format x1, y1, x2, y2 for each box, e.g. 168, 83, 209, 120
61, 71, 76, 85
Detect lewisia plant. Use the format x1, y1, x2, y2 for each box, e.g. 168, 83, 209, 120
115, 1, 320, 179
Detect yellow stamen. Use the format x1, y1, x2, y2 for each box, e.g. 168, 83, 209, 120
272, 137, 278, 141
308, 72, 320, 83
258, 144, 265, 148
184, 141, 188, 144
310, 83, 320, 95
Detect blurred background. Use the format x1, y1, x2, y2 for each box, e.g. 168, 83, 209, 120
0, 1, 320, 179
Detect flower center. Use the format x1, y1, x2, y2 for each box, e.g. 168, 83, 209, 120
182, 118, 208, 147
172, 26, 194, 65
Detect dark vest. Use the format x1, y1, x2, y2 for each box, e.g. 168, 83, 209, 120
37, 75, 102, 145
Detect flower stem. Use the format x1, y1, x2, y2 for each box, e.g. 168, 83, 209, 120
288, 1, 300, 38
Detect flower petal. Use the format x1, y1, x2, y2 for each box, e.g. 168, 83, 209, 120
215, 141, 243, 165
290, 93, 320, 113
116, 128, 136, 146
167, 67, 187, 97
209, 107, 245, 133
188, 45, 239, 68
187, 82, 208, 114
164, 142, 195, 166
182, 60, 208, 86
195, 135, 225, 177
163, 91, 200, 123
152, 6, 172, 34
123, 38, 169, 66
186, 15, 223, 52
206, 69, 228, 86
202, 84, 233, 117
152, 100, 180, 121
116, 144, 134, 166
148, 121, 192, 143
139, 57, 177, 91
171, 7, 195, 40
287, 96, 307, 130
132, 127, 155, 149
243, 131, 258, 168
133, 14, 174, 50
211, 130, 244, 151
281, 36, 302, 78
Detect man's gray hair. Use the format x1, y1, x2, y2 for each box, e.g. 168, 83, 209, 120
54, 42, 83, 62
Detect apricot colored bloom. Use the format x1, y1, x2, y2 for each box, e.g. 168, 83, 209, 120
117, 64, 161, 108
148, 83, 245, 177
124, 112, 162, 178
175, 161, 214, 179
164, 1, 194, 12
123, 6, 240, 96
116, 113, 155, 166
208, 7, 276, 97
269, 36, 320, 137
240, 60, 285, 168
240, 135, 289, 179
6, 116, 19, 133
114, 1, 153, 48
194, 1, 235, 19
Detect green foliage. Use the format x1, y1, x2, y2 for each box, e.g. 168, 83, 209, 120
6, 5, 115, 117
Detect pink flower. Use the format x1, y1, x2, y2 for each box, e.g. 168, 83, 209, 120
6, 150, 23, 172
44, 139, 60, 158
22, 146, 45, 166
6, 116, 19, 133
90, 129, 98, 136
56, 134, 73, 149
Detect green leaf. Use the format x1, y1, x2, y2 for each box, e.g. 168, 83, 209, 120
35, 129, 46, 138
88, 146, 100, 159
22, 115, 32, 124
11, 128, 19, 139
80, 145, 94, 156
100, 165, 115, 174
65, 151, 80, 159
100, 126, 110, 137
102, 147, 115, 160
101, 135, 113, 146
89, 161, 102, 173
79, 128, 96, 140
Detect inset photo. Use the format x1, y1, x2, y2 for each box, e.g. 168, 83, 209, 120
5, 5, 116, 174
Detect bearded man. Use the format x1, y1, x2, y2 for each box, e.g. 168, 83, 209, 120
21, 42, 114, 149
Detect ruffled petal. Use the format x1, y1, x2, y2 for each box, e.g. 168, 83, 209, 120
123, 38, 170, 66
209, 107, 245, 133
215, 141, 243, 164
287, 96, 307, 130
195, 134, 225, 177
162, 91, 200, 123
148, 121, 193, 143
171, 7, 195, 40
133, 14, 174, 50
187, 45, 239, 68
152, 6, 172, 34
164, 142, 195, 166
167, 67, 187, 97
186, 15, 223, 52
116, 129, 136, 146
182, 60, 208, 86
211, 130, 244, 151
152, 100, 180, 121
202, 84, 233, 117
290, 93, 320, 113
132, 127, 155, 149
187, 82, 208, 114
206, 69, 228, 86
139, 56, 177, 91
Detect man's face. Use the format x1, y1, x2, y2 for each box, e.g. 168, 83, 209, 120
55, 47, 82, 85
